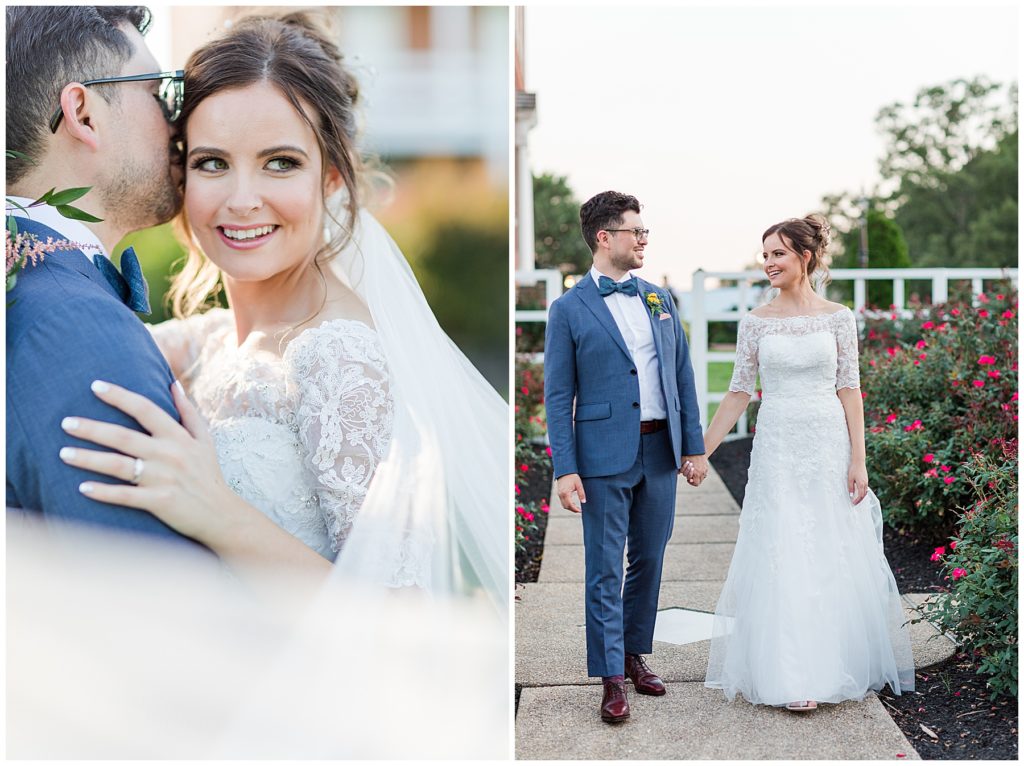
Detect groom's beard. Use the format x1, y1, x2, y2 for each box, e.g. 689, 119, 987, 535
100, 152, 182, 232
610, 248, 643, 273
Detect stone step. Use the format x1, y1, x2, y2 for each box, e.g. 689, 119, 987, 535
544, 514, 740, 546
516, 582, 956, 687
515, 682, 919, 760
537, 542, 735, 584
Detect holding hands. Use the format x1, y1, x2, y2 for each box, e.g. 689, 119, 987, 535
680, 454, 709, 487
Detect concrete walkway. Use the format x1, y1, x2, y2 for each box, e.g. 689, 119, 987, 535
515, 466, 956, 760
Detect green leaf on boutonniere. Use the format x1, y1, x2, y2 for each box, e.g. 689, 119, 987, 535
45, 187, 92, 206
54, 204, 103, 223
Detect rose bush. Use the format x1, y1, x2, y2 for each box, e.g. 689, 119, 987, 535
859, 285, 1018, 698
860, 288, 1018, 532
916, 452, 1018, 699
515, 357, 550, 555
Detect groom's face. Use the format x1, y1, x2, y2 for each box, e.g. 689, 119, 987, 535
95, 24, 182, 232
605, 210, 647, 272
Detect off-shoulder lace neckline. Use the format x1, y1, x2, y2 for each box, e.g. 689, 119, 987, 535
746, 307, 850, 321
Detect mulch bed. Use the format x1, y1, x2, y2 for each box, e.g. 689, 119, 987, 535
710, 436, 1017, 760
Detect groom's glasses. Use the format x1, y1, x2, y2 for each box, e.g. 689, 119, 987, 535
605, 228, 650, 240
49, 70, 185, 133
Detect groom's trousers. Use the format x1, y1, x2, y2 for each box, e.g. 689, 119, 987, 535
580, 427, 678, 678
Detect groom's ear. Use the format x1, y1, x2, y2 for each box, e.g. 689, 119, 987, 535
56, 83, 101, 151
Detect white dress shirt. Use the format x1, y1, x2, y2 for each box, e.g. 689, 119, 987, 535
7, 195, 108, 260
590, 266, 667, 420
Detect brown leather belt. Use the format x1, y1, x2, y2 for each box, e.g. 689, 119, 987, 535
640, 419, 667, 434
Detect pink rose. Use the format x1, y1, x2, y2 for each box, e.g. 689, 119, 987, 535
972, 380, 985, 388
951, 308, 961, 316
921, 321, 935, 330
886, 413, 898, 424
887, 347, 898, 357
988, 370, 1001, 378
545, 446, 553, 457
978, 355, 996, 365
944, 476, 956, 485
923, 453, 934, 463
1002, 310, 1014, 319
916, 340, 927, 349
978, 309, 989, 318
940, 465, 951, 472
930, 546, 945, 561
924, 468, 939, 478
951, 568, 966, 580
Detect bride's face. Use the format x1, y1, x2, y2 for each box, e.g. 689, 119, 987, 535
184, 81, 341, 283
761, 232, 810, 289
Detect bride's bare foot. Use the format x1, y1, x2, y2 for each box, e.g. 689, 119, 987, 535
785, 700, 818, 712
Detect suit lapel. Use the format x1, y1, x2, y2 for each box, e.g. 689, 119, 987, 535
637, 278, 671, 395
576, 276, 633, 362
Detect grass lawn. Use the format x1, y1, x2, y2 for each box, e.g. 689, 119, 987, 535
708, 361, 734, 393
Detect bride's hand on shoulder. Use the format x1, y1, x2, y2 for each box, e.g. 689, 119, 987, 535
59, 380, 240, 546
847, 460, 869, 505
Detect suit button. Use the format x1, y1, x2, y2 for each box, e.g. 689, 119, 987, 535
630, 369, 637, 375
632, 402, 640, 408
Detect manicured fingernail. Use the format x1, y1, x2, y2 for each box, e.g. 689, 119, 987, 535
59, 447, 77, 461
174, 380, 185, 396
61, 417, 79, 431
91, 380, 110, 393
79, 482, 94, 494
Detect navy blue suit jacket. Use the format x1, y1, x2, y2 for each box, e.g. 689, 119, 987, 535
6, 216, 203, 546
544, 274, 705, 479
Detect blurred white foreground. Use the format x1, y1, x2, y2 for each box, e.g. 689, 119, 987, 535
7, 515, 508, 758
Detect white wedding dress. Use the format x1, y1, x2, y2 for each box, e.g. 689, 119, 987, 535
151, 309, 399, 566
705, 308, 915, 705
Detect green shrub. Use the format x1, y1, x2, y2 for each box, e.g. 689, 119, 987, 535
515, 356, 550, 552
861, 287, 1018, 532
916, 452, 1018, 699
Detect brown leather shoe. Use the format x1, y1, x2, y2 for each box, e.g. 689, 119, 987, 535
600, 678, 630, 722
625, 654, 667, 696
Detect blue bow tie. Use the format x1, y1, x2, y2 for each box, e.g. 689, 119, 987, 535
92, 247, 151, 314
597, 275, 639, 297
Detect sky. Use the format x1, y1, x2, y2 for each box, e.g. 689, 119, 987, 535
524, 3, 1019, 290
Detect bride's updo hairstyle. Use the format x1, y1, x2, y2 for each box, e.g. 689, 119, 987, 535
761, 214, 833, 288
169, 11, 363, 318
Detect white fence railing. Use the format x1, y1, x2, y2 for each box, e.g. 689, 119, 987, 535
514, 269, 562, 325
691, 267, 1019, 440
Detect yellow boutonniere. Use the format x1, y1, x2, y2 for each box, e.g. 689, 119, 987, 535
645, 291, 665, 316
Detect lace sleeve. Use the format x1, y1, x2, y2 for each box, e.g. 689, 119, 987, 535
147, 309, 231, 381
290, 322, 395, 555
728, 315, 759, 395
834, 309, 861, 390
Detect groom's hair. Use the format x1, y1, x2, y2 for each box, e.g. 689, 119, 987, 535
580, 191, 641, 253
6, 5, 152, 185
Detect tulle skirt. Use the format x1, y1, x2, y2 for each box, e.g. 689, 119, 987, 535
705, 393, 915, 705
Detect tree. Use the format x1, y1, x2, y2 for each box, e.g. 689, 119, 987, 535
832, 209, 911, 306
876, 77, 1017, 193
894, 129, 1018, 267
532, 172, 592, 276
821, 77, 1018, 269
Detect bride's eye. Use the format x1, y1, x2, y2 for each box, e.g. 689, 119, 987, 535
190, 156, 227, 172
266, 157, 300, 172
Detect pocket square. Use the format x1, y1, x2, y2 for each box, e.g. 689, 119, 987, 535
658, 313, 672, 320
